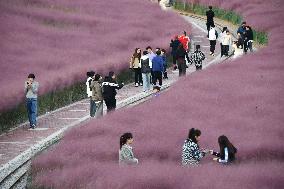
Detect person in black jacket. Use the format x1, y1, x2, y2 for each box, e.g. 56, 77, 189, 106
102, 71, 124, 113
170, 35, 181, 70
243, 25, 254, 54
176, 43, 190, 76
206, 6, 215, 37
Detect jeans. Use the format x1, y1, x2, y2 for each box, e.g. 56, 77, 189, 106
95, 101, 103, 118
142, 73, 151, 91
26, 98, 37, 126
90, 99, 97, 117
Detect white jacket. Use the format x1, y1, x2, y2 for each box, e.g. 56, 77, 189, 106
222, 34, 232, 46
209, 28, 217, 40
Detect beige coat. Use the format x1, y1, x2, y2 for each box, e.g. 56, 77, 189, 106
90, 80, 103, 101
129, 56, 140, 68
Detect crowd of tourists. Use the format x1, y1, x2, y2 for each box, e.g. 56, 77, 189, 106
119, 129, 237, 166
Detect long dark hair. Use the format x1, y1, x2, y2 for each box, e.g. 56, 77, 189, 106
218, 135, 237, 160
187, 128, 201, 144
120, 132, 133, 149
133, 48, 141, 59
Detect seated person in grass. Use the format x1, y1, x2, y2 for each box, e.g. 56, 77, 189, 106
210, 135, 237, 164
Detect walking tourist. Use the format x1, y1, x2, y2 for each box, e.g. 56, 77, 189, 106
189, 45, 205, 71
237, 21, 246, 48
170, 35, 181, 70
243, 25, 254, 54
220, 27, 228, 57
86, 71, 95, 98
152, 50, 164, 86
140, 50, 152, 92
130, 48, 142, 87
208, 24, 218, 56
102, 71, 124, 113
206, 6, 215, 37
182, 128, 209, 166
222, 30, 233, 56
178, 31, 190, 52
176, 43, 190, 76
210, 135, 237, 164
90, 74, 103, 118
25, 73, 39, 129
161, 49, 168, 79
119, 132, 138, 165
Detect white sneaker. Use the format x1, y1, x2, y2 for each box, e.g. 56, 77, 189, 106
135, 83, 138, 87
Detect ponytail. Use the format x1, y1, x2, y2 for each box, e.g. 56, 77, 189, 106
120, 132, 133, 149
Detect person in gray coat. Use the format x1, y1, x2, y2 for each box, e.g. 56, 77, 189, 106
119, 132, 138, 165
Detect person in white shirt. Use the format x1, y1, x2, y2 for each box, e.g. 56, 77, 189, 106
86, 71, 95, 116
208, 25, 218, 56
222, 30, 233, 56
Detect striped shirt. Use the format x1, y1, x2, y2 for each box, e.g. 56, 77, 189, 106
189, 50, 205, 66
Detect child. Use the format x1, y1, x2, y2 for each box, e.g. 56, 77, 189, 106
153, 86, 161, 97
210, 135, 237, 163
119, 132, 138, 165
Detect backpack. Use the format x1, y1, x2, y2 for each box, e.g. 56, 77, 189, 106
141, 58, 151, 73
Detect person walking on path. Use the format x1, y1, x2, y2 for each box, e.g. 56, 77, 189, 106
140, 50, 152, 92
237, 21, 247, 48
161, 49, 168, 79
206, 6, 215, 37
86, 71, 95, 116
170, 35, 181, 70
119, 132, 138, 165
182, 128, 209, 166
222, 30, 233, 57
146, 46, 156, 84
90, 74, 103, 118
130, 48, 142, 87
102, 71, 124, 113
176, 43, 190, 76
189, 45, 205, 71
152, 50, 164, 86
220, 27, 227, 57
210, 135, 237, 164
208, 25, 218, 56
243, 25, 254, 54
24, 73, 39, 129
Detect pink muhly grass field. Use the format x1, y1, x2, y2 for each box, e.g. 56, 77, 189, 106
32, 0, 284, 188
0, 0, 190, 112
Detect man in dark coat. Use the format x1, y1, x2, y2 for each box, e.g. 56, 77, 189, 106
102, 71, 124, 113
243, 25, 254, 54
206, 6, 215, 37
170, 35, 181, 70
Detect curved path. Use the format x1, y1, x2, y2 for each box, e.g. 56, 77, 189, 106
0, 10, 243, 189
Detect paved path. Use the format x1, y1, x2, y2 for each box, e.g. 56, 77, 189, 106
0, 8, 239, 179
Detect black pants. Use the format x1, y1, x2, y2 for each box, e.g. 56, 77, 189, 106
210, 40, 216, 53
105, 98, 116, 113
177, 58, 186, 76
134, 68, 142, 84
223, 45, 229, 56
244, 40, 253, 53
153, 71, 162, 86
196, 65, 202, 70
172, 54, 177, 65
163, 64, 168, 79
220, 43, 224, 57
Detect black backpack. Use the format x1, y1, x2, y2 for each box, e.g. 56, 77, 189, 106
141, 58, 151, 73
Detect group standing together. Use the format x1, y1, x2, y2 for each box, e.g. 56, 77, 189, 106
119, 129, 237, 166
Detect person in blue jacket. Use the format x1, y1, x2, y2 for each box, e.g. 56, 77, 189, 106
152, 50, 164, 86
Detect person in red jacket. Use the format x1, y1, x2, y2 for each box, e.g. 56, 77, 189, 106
178, 31, 190, 52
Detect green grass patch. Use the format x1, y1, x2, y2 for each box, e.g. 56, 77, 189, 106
174, 2, 268, 45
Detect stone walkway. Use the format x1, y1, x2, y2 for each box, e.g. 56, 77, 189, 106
0, 9, 241, 187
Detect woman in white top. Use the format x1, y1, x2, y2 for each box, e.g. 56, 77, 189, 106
222, 30, 233, 56
219, 27, 227, 57
210, 135, 237, 163
119, 132, 138, 165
